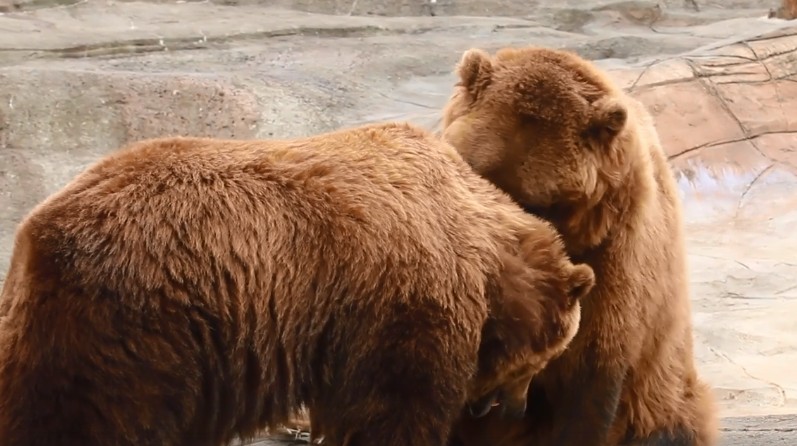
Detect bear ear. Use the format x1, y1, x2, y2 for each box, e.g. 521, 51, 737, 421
456, 48, 494, 100
587, 96, 627, 145
567, 263, 595, 303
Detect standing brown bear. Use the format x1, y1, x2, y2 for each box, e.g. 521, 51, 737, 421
0, 121, 594, 446
442, 47, 718, 446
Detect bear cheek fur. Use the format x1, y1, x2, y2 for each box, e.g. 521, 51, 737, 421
442, 116, 507, 176
512, 99, 635, 254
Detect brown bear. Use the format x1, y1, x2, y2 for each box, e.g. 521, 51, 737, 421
441, 47, 718, 446
0, 121, 594, 446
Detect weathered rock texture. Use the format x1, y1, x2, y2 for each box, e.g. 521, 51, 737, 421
1, 0, 796, 443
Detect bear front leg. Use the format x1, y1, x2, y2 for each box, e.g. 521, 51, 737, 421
620, 425, 697, 446
319, 308, 478, 446
545, 350, 628, 446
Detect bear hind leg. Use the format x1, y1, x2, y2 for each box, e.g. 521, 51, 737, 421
0, 287, 205, 446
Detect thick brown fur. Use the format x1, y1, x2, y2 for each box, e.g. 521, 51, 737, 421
441, 47, 718, 446
0, 121, 593, 446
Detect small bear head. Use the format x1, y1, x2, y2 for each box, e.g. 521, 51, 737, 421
466, 226, 595, 419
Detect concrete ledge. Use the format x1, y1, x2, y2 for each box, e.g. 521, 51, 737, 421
721, 415, 797, 445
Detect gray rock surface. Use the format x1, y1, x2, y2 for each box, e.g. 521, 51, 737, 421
1, 0, 797, 443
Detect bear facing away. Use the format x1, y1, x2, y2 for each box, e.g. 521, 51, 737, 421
0, 121, 594, 446
441, 47, 718, 446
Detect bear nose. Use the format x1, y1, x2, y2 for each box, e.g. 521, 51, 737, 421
468, 402, 493, 418
468, 389, 500, 418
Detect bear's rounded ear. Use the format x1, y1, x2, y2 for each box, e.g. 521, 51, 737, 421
456, 48, 493, 100
567, 263, 595, 303
587, 96, 627, 145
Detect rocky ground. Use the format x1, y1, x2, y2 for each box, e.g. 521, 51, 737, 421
244, 416, 797, 446
1, 0, 796, 443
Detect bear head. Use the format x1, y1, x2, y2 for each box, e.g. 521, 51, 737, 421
442, 46, 638, 254
466, 228, 595, 419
